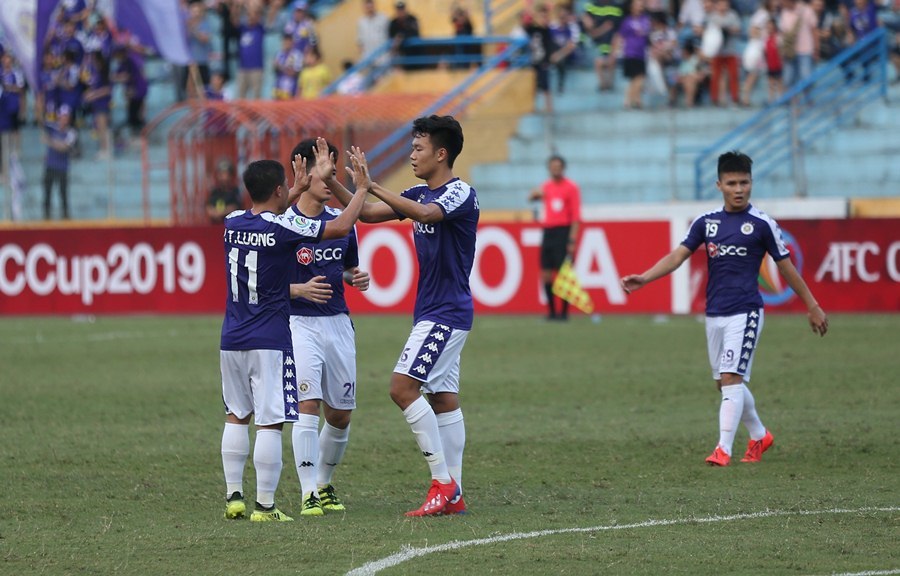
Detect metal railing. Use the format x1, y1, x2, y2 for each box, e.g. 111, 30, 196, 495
336, 36, 530, 181
693, 28, 889, 199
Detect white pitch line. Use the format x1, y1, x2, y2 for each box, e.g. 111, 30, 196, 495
819, 571, 900, 576
346, 506, 899, 576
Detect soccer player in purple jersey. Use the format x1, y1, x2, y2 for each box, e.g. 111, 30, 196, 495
321, 116, 478, 516
219, 154, 369, 522
620, 151, 828, 467
285, 138, 371, 517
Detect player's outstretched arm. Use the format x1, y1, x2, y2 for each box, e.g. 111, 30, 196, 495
290, 276, 333, 304
315, 140, 397, 224
621, 245, 692, 294
320, 151, 369, 240
369, 182, 444, 224
776, 257, 828, 336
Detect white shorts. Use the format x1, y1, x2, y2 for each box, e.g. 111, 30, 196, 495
289, 314, 357, 410
394, 320, 469, 394
705, 309, 765, 382
220, 349, 300, 426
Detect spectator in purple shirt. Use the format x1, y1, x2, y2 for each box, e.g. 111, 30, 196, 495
0, 52, 26, 151
81, 50, 112, 159
231, 4, 268, 99
111, 43, 149, 139
616, 0, 651, 109
42, 105, 78, 220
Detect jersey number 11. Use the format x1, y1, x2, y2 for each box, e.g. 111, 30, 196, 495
229, 248, 258, 305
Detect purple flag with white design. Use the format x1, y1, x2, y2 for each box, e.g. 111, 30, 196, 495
2, 0, 189, 91
0, 0, 41, 90
112, 0, 190, 65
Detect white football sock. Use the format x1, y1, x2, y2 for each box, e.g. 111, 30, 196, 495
741, 383, 767, 440
318, 421, 349, 488
717, 384, 745, 456
403, 396, 450, 483
253, 429, 283, 508
292, 414, 319, 498
436, 409, 465, 494
221, 422, 249, 497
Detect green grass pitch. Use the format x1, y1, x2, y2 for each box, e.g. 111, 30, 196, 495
1, 314, 897, 575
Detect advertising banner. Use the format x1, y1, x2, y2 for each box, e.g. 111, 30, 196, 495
0, 227, 224, 314
0, 221, 672, 315
7, 218, 893, 316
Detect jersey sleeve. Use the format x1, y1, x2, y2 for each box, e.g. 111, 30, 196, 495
433, 181, 475, 221
760, 215, 791, 261
680, 215, 706, 252
394, 187, 419, 221
344, 225, 360, 269
272, 212, 324, 243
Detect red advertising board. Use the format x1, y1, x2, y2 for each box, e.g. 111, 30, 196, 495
689, 219, 900, 313
0, 221, 671, 315
0, 227, 226, 314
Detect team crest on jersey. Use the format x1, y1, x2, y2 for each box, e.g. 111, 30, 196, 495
741, 222, 754, 235
296, 246, 313, 265
299, 382, 310, 393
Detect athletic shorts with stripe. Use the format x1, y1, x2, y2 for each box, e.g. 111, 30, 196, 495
393, 321, 469, 394
220, 348, 300, 425
705, 309, 765, 382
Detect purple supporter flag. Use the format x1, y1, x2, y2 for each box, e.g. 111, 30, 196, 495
113, 0, 190, 65
2, 0, 188, 92
0, 0, 48, 91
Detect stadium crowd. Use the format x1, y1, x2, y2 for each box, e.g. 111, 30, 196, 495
515, 0, 900, 110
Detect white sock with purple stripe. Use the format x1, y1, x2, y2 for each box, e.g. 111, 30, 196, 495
437, 408, 465, 494
221, 422, 249, 497
253, 429, 283, 508
403, 396, 450, 483
717, 384, 745, 456
292, 414, 320, 498
741, 384, 766, 440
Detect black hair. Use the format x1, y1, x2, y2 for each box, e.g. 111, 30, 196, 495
411, 115, 464, 168
289, 138, 338, 167
548, 154, 566, 168
242, 160, 285, 203
717, 150, 753, 179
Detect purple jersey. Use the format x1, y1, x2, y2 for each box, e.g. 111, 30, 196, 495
220, 209, 325, 351
288, 205, 359, 317
682, 204, 790, 316
238, 23, 266, 70
398, 178, 479, 330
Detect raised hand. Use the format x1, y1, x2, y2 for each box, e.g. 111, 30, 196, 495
346, 145, 371, 192
289, 153, 311, 199
312, 136, 335, 182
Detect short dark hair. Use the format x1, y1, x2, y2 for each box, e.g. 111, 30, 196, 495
717, 150, 753, 179
548, 154, 566, 168
411, 115, 464, 168
242, 160, 285, 203
289, 138, 338, 167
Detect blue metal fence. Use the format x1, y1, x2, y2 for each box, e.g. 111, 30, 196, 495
693, 28, 889, 199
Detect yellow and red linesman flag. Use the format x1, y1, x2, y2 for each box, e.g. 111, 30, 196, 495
551, 259, 594, 314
